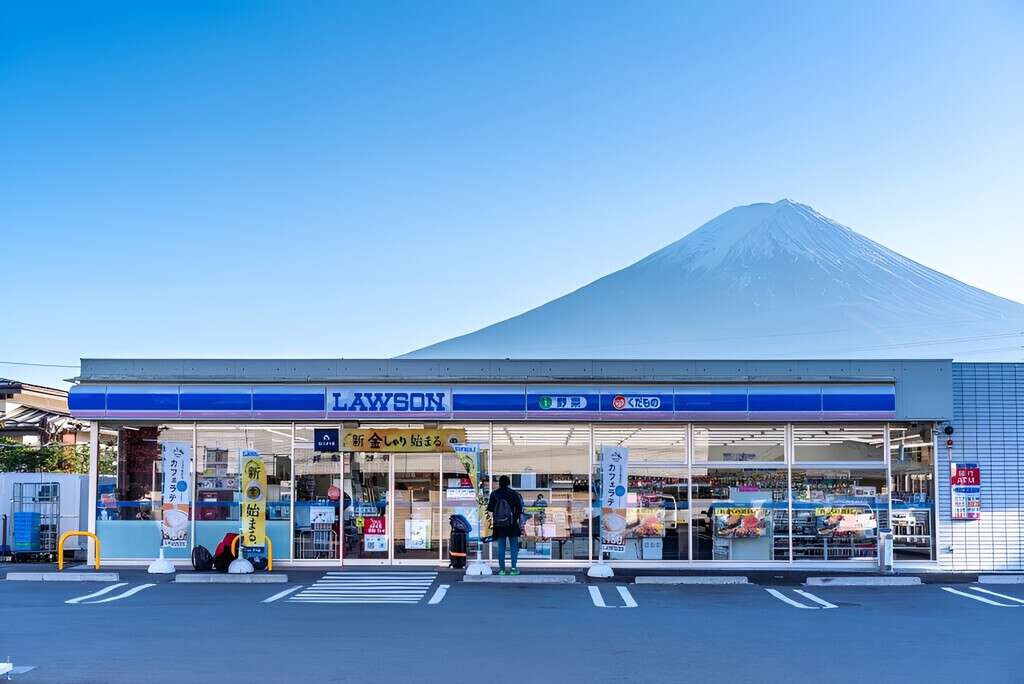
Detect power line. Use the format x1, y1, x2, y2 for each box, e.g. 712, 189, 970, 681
0, 360, 80, 369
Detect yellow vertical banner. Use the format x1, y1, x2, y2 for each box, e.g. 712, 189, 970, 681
241, 449, 267, 548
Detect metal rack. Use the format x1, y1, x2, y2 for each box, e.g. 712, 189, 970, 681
12, 482, 61, 562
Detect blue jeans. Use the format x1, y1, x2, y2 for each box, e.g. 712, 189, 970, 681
496, 536, 519, 570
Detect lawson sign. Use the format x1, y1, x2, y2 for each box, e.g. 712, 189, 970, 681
328, 386, 449, 416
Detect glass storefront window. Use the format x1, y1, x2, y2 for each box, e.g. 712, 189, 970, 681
442, 424, 491, 563
691, 467, 789, 561
595, 425, 688, 561
344, 452, 390, 560
293, 426, 339, 560
98, 424, 194, 559
889, 424, 935, 561
794, 425, 884, 462
693, 425, 785, 462
790, 468, 887, 561
493, 424, 591, 561
195, 425, 291, 560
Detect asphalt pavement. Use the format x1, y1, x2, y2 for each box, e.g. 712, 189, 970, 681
0, 568, 1020, 684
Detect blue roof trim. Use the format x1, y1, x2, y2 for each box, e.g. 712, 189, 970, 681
71, 383, 897, 420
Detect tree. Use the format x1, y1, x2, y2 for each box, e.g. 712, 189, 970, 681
0, 438, 116, 475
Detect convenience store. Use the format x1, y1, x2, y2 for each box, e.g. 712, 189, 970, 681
66, 357, 1024, 571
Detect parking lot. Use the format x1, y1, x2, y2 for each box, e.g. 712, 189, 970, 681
1, 570, 1021, 683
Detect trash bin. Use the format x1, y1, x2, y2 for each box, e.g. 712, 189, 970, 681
449, 514, 471, 569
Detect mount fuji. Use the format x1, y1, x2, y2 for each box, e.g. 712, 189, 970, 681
404, 200, 1024, 360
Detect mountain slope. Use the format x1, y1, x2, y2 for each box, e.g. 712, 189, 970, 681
404, 200, 1024, 360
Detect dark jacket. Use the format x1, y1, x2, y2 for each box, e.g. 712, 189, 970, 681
487, 486, 524, 539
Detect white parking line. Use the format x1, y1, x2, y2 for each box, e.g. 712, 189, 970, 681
428, 584, 450, 605
87, 583, 157, 604
588, 586, 608, 608
942, 587, 1018, 607
66, 583, 128, 605
793, 589, 838, 609
262, 585, 304, 603
616, 586, 638, 608
968, 587, 1024, 605
765, 588, 816, 609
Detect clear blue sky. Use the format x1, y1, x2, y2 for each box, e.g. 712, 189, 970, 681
2, 2, 1022, 388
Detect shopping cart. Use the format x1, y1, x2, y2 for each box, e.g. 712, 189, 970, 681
12, 482, 61, 563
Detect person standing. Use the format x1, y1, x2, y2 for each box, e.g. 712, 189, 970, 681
487, 475, 524, 576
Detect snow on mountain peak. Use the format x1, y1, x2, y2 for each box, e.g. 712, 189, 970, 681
404, 200, 1024, 361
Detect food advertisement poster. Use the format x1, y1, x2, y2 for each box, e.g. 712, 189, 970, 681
713, 507, 770, 538
814, 507, 877, 538
240, 450, 267, 549
453, 443, 492, 541
600, 445, 630, 553
160, 441, 192, 548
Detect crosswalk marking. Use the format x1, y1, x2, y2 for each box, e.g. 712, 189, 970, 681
589, 585, 637, 608
290, 572, 437, 604
942, 587, 1019, 607
262, 585, 304, 603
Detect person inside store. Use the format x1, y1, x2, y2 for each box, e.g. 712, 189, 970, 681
487, 475, 524, 576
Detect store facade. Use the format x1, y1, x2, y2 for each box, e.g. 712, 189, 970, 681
68, 357, 991, 570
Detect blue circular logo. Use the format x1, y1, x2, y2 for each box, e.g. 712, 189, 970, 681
614, 485, 626, 497
176, 480, 188, 492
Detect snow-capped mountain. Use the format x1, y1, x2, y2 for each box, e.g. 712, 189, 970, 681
404, 200, 1024, 360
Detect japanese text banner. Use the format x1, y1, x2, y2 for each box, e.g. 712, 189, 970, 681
343, 428, 466, 452
241, 450, 267, 548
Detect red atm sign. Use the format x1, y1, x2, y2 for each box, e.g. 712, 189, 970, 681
951, 465, 980, 486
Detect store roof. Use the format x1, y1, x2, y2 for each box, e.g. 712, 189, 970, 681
75, 357, 950, 384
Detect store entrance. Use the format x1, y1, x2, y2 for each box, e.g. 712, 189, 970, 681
342, 451, 470, 565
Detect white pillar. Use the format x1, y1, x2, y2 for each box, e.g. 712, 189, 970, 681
87, 421, 100, 566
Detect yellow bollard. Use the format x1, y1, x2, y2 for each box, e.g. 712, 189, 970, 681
230, 535, 273, 572
57, 531, 100, 570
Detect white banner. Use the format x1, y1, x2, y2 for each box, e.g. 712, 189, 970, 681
160, 441, 192, 549
599, 445, 630, 553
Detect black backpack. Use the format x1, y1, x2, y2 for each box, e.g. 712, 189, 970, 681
191, 545, 214, 572
493, 494, 514, 527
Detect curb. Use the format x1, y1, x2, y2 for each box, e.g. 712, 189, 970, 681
463, 574, 576, 584
805, 576, 921, 587
634, 576, 748, 585
175, 574, 288, 584
5, 572, 121, 582
978, 575, 1024, 585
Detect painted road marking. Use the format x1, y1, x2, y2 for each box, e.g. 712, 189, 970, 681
66, 583, 128, 604
968, 587, 1024, 605
262, 585, 304, 603
428, 584, 450, 605
290, 572, 437, 604
942, 587, 1019, 607
87, 583, 157, 604
589, 585, 637, 608
765, 588, 817, 609
793, 589, 838, 609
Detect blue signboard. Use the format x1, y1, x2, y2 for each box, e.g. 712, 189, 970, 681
70, 382, 898, 421
314, 428, 340, 452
